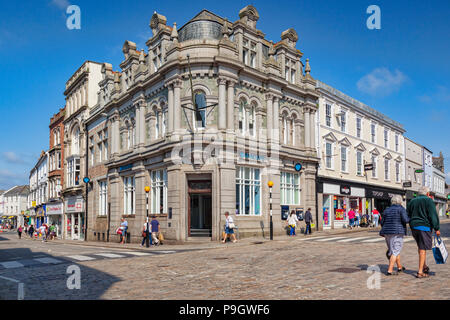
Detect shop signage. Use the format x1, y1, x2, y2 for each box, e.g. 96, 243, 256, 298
448, 194, 450, 200
36, 205, 46, 217
403, 181, 412, 188
281, 206, 290, 220
364, 164, 374, 171
340, 185, 351, 195
32, 201, 36, 207
119, 164, 133, 172
294, 163, 302, 172
47, 203, 63, 215
366, 188, 402, 199
66, 197, 84, 213
239, 152, 265, 161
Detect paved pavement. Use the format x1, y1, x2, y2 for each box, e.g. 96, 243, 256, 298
1, 221, 450, 300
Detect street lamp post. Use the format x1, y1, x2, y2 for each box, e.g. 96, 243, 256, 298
268, 180, 273, 240
145, 186, 150, 248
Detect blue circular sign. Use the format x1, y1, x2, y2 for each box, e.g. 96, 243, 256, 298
295, 163, 302, 172
83, 177, 90, 184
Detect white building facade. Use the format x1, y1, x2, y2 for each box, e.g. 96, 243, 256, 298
316, 80, 406, 229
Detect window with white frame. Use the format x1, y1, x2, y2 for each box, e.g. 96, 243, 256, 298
372, 155, 377, 178
154, 109, 160, 139
98, 131, 103, 163
248, 102, 256, 137
384, 129, 389, 148
239, 99, 245, 134
341, 146, 348, 172
280, 172, 300, 205
356, 151, 363, 176
72, 126, 80, 155
123, 176, 135, 215
384, 159, 390, 180
395, 134, 399, 152
99, 181, 107, 216
151, 169, 167, 214
282, 114, 288, 144
67, 158, 80, 187
103, 129, 108, 161
242, 38, 256, 68
371, 123, 376, 143
356, 117, 362, 138
340, 110, 346, 132
325, 104, 331, 127
396, 162, 400, 182
325, 141, 333, 169
285, 58, 296, 84
290, 117, 295, 145
235, 167, 261, 216
89, 136, 94, 166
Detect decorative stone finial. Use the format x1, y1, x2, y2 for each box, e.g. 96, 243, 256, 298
139, 50, 145, 64
222, 18, 230, 39
171, 22, 178, 43
305, 58, 311, 75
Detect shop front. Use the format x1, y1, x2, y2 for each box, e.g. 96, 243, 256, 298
65, 196, 85, 240
365, 187, 405, 214
47, 202, 63, 238
320, 180, 366, 229
35, 206, 47, 228
434, 196, 446, 217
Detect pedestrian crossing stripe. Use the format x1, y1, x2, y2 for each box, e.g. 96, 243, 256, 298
1, 261, 24, 269
296, 236, 329, 241
67, 255, 95, 261
94, 253, 125, 258
315, 236, 347, 242
34, 257, 62, 264
336, 236, 373, 242
122, 251, 152, 256
361, 238, 385, 243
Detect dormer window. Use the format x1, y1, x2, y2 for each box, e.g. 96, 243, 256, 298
285, 58, 296, 84
243, 38, 257, 68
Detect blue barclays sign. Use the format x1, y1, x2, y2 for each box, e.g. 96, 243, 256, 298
239, 152, 265, 162
119, 164, 133, 172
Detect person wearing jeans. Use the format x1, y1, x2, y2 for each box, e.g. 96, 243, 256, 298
304, 208, 313, 235
287, 210, 298, 236
372, 208, 380, 227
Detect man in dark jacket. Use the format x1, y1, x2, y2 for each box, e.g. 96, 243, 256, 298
407, 186, 440, 278
304, 208, 313, 235
380, 195, 409, 275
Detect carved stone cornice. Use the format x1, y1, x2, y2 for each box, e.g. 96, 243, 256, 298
240, 79, 264, 93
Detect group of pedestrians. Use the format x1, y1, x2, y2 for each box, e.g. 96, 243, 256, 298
287, 208, 313, 236
379, 186, 441, 278
16, 223, 58, 242
116, 216, 163, 246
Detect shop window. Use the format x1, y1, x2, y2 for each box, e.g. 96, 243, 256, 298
281, 172, 300, 205
236, 167, 261, 216
151, 169, 167, 214
123, 176, 135, 215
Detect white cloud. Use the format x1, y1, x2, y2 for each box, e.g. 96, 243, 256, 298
1, 151, 32, 165
357, 68, 408, 96
50, 0, 70, 10
0, 169, 28, 190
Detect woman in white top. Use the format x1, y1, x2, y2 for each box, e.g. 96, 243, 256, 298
287, 210, 299, 236
222, 211, 237, 243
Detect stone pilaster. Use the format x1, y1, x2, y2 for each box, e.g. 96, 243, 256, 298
218, 78, 227, 130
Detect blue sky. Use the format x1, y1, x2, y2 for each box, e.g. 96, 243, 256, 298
0, 0, 449, 190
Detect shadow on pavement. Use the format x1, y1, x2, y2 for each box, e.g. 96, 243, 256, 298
0, 247, 121, 300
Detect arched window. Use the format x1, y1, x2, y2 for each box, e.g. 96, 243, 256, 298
281, 112, 288, 144
153, 107, 160, 139
290, 115, 296, 145
239, 98, 247, 134
249, 102, 256, 137
72, 126, 80, 155
193, 91, 206, 129
161, 102, 167, 137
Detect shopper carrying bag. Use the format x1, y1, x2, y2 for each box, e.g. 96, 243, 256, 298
433, 235, 448, 264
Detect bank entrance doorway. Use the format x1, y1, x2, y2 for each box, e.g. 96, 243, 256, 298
188, 180, 212, 237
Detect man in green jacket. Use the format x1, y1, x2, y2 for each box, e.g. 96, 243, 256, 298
407, 186, 440, 278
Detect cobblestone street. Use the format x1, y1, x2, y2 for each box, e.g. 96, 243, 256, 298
1, 223, 450, 300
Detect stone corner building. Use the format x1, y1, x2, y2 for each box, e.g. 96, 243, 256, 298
84, 5, 319, 243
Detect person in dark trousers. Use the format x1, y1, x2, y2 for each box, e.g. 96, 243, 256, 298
304, 208, 313, 235
28, 225, 34, 238
17, 225, 23, 239
407, 186, 440, 279
380, 195, 409, 276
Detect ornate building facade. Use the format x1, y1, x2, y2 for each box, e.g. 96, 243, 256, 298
84, 6, 319, 242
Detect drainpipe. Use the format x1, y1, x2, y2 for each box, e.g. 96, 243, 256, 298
315, 162, 319, 231
84, 122, 89, 241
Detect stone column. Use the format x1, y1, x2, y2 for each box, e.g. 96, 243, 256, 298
304, 107, 310, 148
266, 94, 273, 140
273, 96, 280, 143
167, 83, 174, 134
173, 80, 181, 132
310, 109, 316, 151
218, 78, 227, 130
227, 80, 235, 131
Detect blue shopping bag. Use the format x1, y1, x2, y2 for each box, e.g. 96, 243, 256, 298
433, 235, 448, 264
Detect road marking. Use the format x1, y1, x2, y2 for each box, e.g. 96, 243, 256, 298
296, 236, 329, 241
67, 255, 96, 261
1, 261, 24, 269
122, 251, 152, 256
315, 236, 347, 242
156, 251, 176, 254
34, 258, 62, 264
403, 238, 415, 243
336, 236, 373, 242
361, 238, 385, 243
94, 253, 125, 258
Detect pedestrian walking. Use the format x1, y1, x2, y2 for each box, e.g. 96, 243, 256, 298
348, 209, 356, 230
304, 208, 313, 235
222, 211, 237, 243
287, 210, 298, 236
407, 186, 440, 279
120, 218, 128, 244
151, 216, 160, 245
141, 222, 152, 246
49, 223, 56, 240
39, 224, 46, 242
372, 208, 380, 227
28, 225, 34, 238
17, 225, 23, 239
355, 210, 361, 228
380, 195, 409, 276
